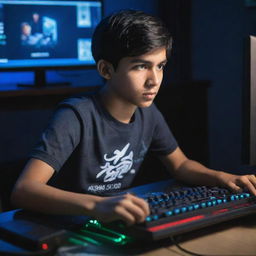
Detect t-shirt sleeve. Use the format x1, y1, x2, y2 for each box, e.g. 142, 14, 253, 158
149, 104, 178, 155
29, 106, 81, 171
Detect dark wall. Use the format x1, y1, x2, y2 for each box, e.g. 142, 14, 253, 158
0, 96, 70, 163
158, 0, 256, 170
190, 0, 256, 169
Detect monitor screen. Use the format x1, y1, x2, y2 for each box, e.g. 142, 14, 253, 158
0, 0, 102, 71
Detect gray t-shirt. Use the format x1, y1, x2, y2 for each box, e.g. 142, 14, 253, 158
30, 93, 178, 195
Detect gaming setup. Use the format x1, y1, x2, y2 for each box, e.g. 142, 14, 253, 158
0, 0, 256, 255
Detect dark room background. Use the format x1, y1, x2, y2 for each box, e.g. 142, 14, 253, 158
1, 0, 256, 185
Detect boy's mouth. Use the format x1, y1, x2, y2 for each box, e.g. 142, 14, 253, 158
142, 92, 157, 100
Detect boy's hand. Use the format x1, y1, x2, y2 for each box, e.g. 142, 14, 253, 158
93, 193, 150, 225
218, 172, 256, 196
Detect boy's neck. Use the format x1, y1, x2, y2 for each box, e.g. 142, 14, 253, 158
99, 87, 137, 124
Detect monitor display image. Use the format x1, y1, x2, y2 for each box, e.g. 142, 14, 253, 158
0, 0, 102, 87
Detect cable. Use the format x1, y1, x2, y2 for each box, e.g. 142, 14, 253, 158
169, 236, 256, 256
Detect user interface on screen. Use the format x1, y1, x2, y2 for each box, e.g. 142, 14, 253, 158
0, 0, 102, 69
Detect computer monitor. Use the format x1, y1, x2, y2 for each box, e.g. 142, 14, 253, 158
242, 35, 256, 165
247, 35, 256, 165
0, 0, 103, 87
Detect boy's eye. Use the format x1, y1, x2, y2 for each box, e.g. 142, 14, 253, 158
158, 63, 166, 70
134, 64, 147, 70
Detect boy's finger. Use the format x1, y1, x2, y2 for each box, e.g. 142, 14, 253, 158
127, 193, 150, 216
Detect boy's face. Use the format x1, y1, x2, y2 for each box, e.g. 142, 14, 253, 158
22, 24, 31, 36
106, 47, 167, 108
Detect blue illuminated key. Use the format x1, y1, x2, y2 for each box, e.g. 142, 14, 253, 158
194, 204, 200, 210
181, 207, 187, 213
165, 211, 173, 216
188, 205, 194, 211
174, 208, 181, 215
217, 199, 222, 204
145, 216, 152, 222
207, 201, 212, 207
201, 202, 206, 208
153, 215, 159, 220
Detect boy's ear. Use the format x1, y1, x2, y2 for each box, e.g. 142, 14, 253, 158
97, 60, 114, 80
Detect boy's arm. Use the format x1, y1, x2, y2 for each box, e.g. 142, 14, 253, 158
159, 147, 256, 196
11, 158, 149, 225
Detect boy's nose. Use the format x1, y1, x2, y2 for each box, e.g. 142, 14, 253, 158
146, 69, 161, 87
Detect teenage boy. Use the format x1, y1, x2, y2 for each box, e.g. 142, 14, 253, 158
11, 10, 256, 225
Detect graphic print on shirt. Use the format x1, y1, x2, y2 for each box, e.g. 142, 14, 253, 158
96, 143, 135, 182
134, 141, 148, 164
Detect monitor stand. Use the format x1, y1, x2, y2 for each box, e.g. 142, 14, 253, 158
17, 69, 71, 88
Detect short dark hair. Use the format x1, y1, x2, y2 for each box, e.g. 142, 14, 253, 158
92, 10, 172, 69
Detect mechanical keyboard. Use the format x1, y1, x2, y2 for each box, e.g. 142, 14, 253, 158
103, 180, 256, 240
